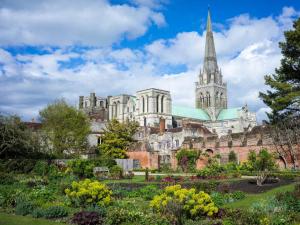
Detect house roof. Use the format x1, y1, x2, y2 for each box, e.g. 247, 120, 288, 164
217, 107, 241, 120
172, 105, 211, 121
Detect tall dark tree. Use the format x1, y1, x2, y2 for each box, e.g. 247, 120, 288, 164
259, 18, 300, 121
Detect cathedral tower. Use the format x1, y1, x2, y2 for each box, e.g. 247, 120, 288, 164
195, 9, 227, 121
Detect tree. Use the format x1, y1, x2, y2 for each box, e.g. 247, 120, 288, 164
99, 119, 139, 159
228, 150, 237, 164
248, 149, 277, 186
268, 116, 300, 169
0, 114, 42, 159
39, 99, 90, 157
259, 18, 300, 121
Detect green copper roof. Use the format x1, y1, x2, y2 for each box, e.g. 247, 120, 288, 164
172, 105, 211, 121
217, 108, 241, 120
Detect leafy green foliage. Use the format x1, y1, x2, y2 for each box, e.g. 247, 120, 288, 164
33, 161, 49, 176
211, 191, 246, 207
15, 198, 35, 216
40, 206, 69, 219
228, 151, 237, 164
109, 165, 123, 179
150, 185, 218, 224
39, 99, 90, 157
252, 149, 277, 172
176, 149, 199, 172
105, 206, 170, 225
65, 179, 112, 207
259, 18, 300, 120
67, 159, 102, 178
0, 115, 43, 159
246, 149, 277, 186
99, 119, 139, 159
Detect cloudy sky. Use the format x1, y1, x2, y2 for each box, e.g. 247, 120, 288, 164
0, 0, 299, 122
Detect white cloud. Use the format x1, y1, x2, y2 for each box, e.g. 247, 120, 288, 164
0, 6, 299, 123
0, 0, 165, 46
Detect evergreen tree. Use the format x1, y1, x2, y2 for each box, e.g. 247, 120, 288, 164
259, 18, 300, 121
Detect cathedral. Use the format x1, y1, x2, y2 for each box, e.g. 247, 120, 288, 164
79, 10, 257, 163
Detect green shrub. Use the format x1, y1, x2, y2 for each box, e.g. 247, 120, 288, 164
139, 185, 161, 200
33, 161, 49, 176
15, 198, 35, 216
67, 159, 101, 178
150, 185, 218, 224
65, 179, 112, 207
228, 151, 237, 163
105, 206, 169, 225
42, 206, 69, 218
276, 191, 300, 212
0, 172, 16, 185
110, 165, 123, 179
3, 159, 37, 173
211, 191, 246, 207
32, 208, 45, 218
29, 186, 56, 202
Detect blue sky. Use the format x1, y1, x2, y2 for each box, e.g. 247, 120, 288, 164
0, 0, 299, 122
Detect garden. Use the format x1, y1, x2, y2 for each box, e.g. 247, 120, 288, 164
0, 152, 299, 225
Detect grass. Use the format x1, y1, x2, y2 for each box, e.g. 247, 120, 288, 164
224, 183, 296, 209
0, 212, 66, 225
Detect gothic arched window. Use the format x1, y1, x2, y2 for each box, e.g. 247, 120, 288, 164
142, 96, 145, 113
146, 95, 149, 113
161, 95, 164, 113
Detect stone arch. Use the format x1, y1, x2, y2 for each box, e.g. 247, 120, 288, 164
277, 156, 287, 169
205, 149, 214, 156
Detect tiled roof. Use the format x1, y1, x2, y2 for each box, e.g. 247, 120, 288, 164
172, 105, 211, 121
217, 107, 241, 120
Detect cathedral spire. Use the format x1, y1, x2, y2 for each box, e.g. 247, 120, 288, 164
203, 9, 218, 77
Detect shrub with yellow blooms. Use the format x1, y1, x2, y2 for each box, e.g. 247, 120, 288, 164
150, 185, 218, 223
65, 179, 112, 207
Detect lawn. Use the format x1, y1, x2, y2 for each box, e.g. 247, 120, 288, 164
224, 183, 296, 209
0, 212, 66, 225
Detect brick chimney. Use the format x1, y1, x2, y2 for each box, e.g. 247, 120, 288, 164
159, 118, 165, 134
